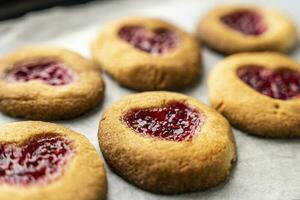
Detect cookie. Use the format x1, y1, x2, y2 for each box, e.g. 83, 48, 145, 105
208, 52, 300, 137
0, 121, 107, 200
0, 46, 105, 120
98, 91, 236, 194
197, 5, 297, 54
91, 17, 201, 91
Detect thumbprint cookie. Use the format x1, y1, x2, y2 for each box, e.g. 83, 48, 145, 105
208, 52, 300, 137
0, 121, 107, 200
98, 91, 236, 194
197, 5, 297, 54
0, 46, 105, 120
91, 17, 201, 91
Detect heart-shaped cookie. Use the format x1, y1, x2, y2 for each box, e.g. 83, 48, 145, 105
99, 92, 236, 194
91, 17, 201, 91
197, 6, 297, 54
208, 52, 300, 137
0, 46, 105, 120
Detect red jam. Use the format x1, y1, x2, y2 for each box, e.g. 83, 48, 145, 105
123, 102, 204, 141
221, 10, 266, 35
237, 65, 300, 100
6, 59, 76, 86
0, 135, 73, 185
119, 25, 179, 54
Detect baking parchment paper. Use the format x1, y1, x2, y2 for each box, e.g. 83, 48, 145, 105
0, 0, 299, 199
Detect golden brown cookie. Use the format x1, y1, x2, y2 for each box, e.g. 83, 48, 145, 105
98, 91, 236, 194
91, 17, 201, 91
0, 121, 107, 200
197, 5, 297, 54
208, 52, 300, 137
0, 46, 105, 120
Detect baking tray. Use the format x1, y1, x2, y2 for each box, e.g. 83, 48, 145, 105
0, 0, 96, 20
0, 0, 299, 199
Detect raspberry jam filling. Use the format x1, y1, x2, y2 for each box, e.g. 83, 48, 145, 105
221, 10, 267, 35
237, 65, 300, 100
0, 134, 73, 185
123, 102, 204, 141
118, 25, 179, 54
6, 59, 77, 86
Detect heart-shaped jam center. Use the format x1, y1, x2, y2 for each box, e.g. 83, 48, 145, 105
123, 102, 204, 141
221, 10, 267, 35
118, 25, 179, 54
0, 134, 73, 185
237, 65, 300, 100
5, 59, 77, 86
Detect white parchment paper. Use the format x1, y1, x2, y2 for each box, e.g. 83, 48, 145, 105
0, 0, 299, 199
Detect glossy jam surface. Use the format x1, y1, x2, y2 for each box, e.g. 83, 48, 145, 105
123, 102, 204, 141
221, 10, 266, 35
0, 135, 73, 185
6, 59, 76, 86
237, 65, 300, 100
119, 25, 179, 54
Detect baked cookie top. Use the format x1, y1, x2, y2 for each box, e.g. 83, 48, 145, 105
197, 5, 297, 54
0, 121, 107, 200
100, 91, 234, 144
99, 91, 236, 193
208, 52, 300, 137
0, 46, 105, 120
91, 17, 201, 90
0, 46, 104, 101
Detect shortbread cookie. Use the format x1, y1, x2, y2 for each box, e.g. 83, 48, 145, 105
91, 17, 201, 90
0, 46, 105, 120
208, 52, 300, 137
197, 5, 297, 54
99, 91, 236, 194
0, 121, 107, 200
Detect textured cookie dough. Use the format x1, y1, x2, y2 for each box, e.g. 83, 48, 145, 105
91, 17, 201, 91
0, 46, 105, 120
99, 91, 236, 194
208, 52, 300, 137
0, 121, 107, 200
197, 5, 297, 54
